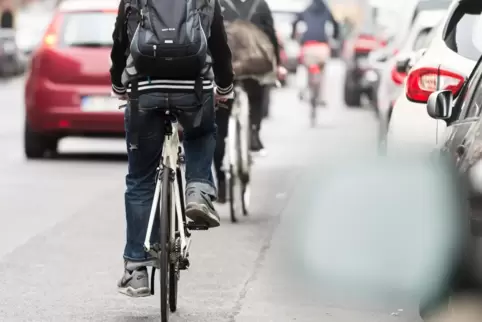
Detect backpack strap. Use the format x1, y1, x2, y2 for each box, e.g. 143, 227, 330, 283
222, 0, 241, 18
246, 0, 261, 21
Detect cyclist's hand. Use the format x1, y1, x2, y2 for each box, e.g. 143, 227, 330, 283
111, 91, 128, 100
277, 66, 288, 80
215, 90, 234, 103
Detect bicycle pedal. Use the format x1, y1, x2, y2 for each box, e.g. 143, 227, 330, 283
186, 221, 209, 230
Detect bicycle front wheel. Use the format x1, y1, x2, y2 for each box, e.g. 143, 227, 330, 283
159, 169, 172, 321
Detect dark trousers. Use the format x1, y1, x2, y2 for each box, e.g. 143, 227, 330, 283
124, 91, 216, 262
243, 79, 266, 131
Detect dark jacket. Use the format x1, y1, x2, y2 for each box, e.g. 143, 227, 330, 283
220, 0, 281, 65
110, 0, 235, 96
292, 0, 339, 44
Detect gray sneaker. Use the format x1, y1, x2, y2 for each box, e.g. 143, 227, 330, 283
117, 266, 150, 297
186, 189, 220, 228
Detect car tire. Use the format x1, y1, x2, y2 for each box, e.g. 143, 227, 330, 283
24, 122, 59, 159
343, 74, 361, 107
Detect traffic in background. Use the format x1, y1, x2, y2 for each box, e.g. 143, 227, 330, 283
1, 0, 481, 321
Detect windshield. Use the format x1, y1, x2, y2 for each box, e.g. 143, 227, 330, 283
60, 12, 117, 47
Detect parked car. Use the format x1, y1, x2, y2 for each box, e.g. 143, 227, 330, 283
24, 0, 121, 159
376, 10, 445, 152
387, 0, 482, 153
0, 29, 24, 76
365, 0, 452, 112
424, 54, 482, 300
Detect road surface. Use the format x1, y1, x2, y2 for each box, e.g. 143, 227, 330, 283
0, 61, 423, 321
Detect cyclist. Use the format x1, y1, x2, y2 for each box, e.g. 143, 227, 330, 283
292, 0, 340, 104
110, 0, 234, 297
214, 0, 285, 203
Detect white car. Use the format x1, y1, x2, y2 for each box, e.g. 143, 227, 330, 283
376, 10, 445, 148
387, 0, 482, 152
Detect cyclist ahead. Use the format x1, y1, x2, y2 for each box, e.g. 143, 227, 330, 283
110, 0, 234, 297
214, 0, 284, 202
292, 0, 340, 102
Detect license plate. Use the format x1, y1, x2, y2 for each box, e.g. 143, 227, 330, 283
81, 96, 123, 112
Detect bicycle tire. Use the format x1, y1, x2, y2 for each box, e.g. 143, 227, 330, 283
228, 163, 237, 223
159, 169, 172, 321
241, 182, 249, 216
235, 120, 249, 216
169, 167, 185, 312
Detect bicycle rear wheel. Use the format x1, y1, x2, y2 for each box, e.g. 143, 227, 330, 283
159, 169, 172, 321
169, 167, 185, 312
228, 163, 237, 223
308, 73, 320, 127
235, 120, 249, 216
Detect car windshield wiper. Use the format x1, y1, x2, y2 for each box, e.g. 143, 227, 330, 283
68, 42, 111, 47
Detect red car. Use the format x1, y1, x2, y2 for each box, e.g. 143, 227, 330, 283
24, 0, 122, 159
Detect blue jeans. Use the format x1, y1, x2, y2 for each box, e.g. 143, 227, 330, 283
123, 91, 216, 262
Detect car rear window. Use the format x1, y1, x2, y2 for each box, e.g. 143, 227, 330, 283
60, 11, 117, 47
443, 1, 482, 61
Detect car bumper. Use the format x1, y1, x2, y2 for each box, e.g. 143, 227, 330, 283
27, 107, 125, 137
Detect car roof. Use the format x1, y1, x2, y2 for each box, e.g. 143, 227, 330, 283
58, 0, 119, 12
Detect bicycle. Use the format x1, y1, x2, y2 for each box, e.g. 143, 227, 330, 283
297, 40, 330, 127
307, 64, 323, 127
219, 85, 251, 222
142, 107, 210, 322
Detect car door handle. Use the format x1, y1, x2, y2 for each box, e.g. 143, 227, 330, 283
456, 145, 466, 156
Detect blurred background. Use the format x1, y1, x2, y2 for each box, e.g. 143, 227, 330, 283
2, 0, 482, 321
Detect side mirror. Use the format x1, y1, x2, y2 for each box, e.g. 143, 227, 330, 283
426, 90, 453, 120
395, 56, 410, 73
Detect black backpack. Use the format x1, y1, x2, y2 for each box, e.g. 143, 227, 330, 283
123, 0, 215, 81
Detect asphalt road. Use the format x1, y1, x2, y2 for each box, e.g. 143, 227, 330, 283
0, 61, 422, 321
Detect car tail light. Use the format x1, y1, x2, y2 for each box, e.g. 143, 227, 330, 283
391, 66, 406, 85
40, 14, 63, 48
354, 35, 379, 52
406, 66, 465, 103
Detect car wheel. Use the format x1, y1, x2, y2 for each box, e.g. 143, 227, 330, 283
343, 74, 361, 107
24, 121, 59, 159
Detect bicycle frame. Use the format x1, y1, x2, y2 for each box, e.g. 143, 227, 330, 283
144, 114, 190, 260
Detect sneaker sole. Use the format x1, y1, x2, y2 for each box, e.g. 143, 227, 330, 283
186, 203, 220, 228
118, 286, 151, 298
